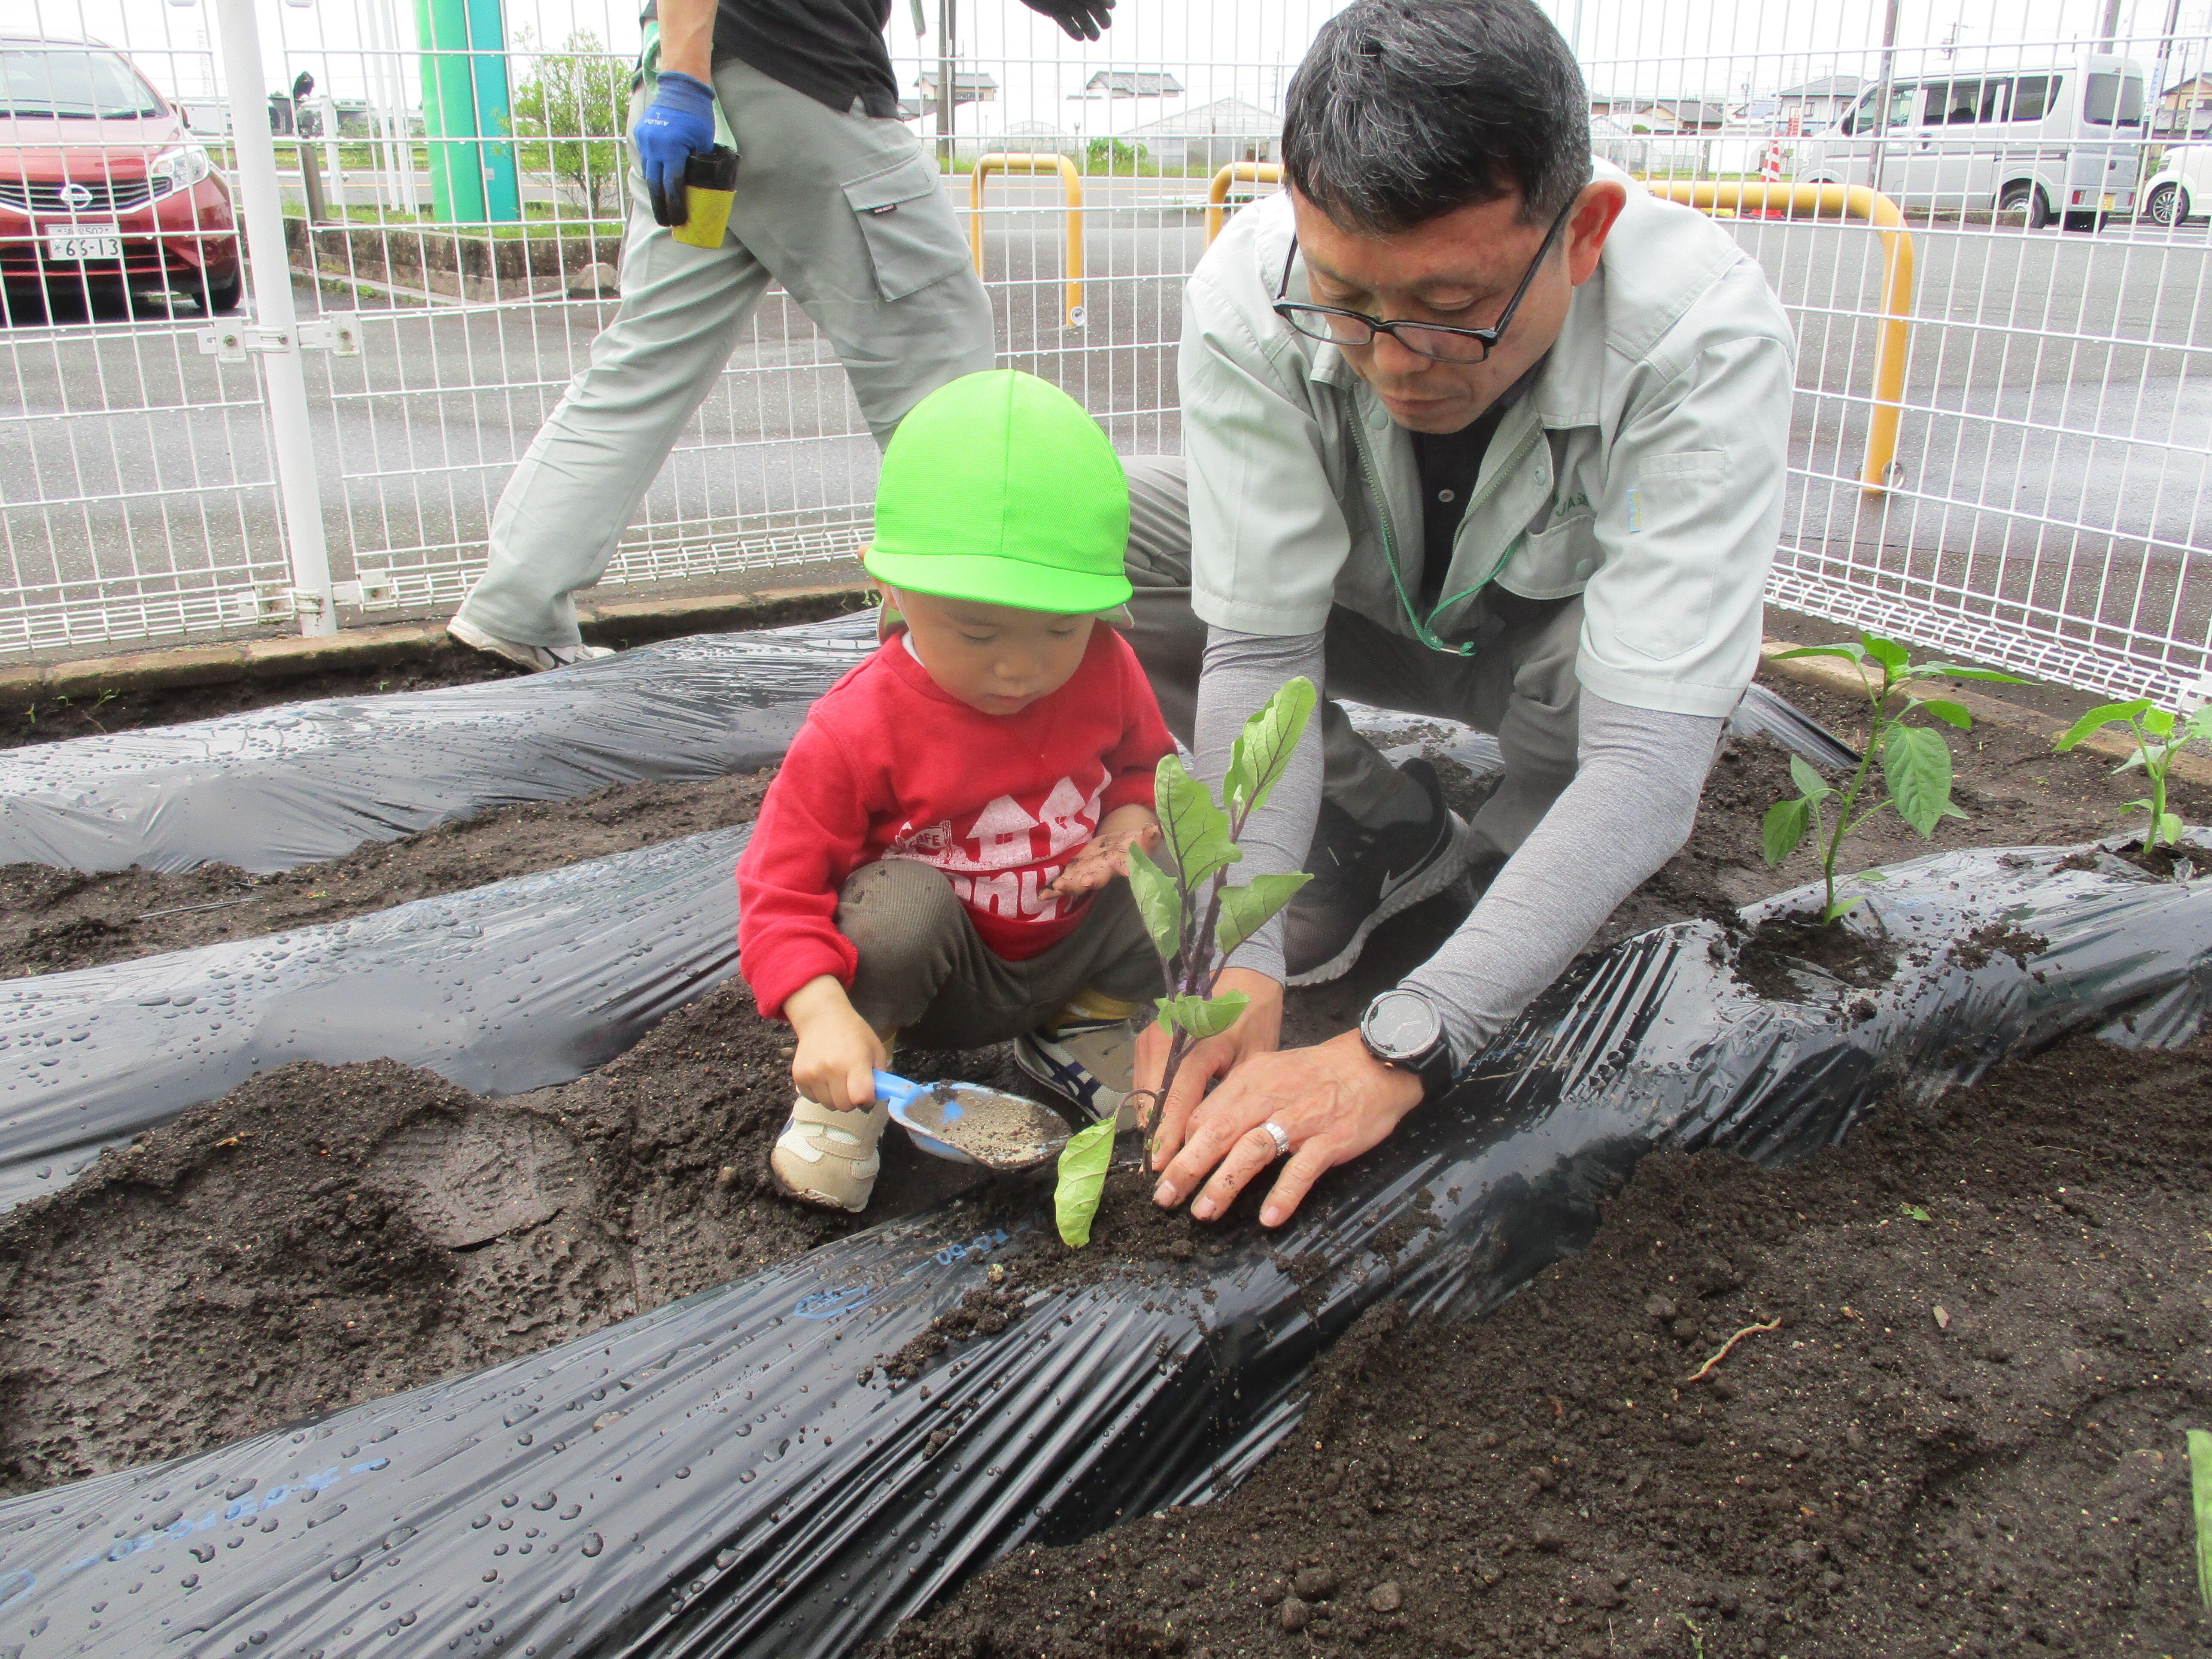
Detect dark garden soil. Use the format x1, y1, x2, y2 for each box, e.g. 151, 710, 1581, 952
0, 589, 874, 752
0, 772, 775, 978
883, 1031, 2212, 1659
1, 659, 2210, 1653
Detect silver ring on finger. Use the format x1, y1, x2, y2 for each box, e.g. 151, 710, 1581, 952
1259, 1119, 1291, 1161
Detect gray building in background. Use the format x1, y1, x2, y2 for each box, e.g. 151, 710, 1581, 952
1118, 97, 1280, 173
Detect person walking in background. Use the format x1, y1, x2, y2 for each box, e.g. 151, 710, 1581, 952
448, 0, 1115, 672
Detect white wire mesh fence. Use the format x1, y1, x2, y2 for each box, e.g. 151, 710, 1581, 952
0, 0, 2208, 709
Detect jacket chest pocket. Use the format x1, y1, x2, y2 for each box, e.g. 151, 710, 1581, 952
1498, 512, 1600, 601
842, 154, 971, 301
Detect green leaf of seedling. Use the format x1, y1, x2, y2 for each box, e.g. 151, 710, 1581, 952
2144, 707, 2178, 738
2188, 1427, 2212, 1615
1222, 676, 1317, 824
1918, 663, 2025, 683
1914, 698, 1972, 731
2053, 699, 2153, 751
1155, 991, 1250, 1041
2183, 705, 2212, 747
2115, 749, 2151, 774
1053, 1115, 1118, 1248
1861, 633, 1909, 671
1125, 842, 1183, 962
1154, 754, 1239, 887
1787, 754, 1834, 802
1882, 723, 1956, 838
1821, 893, 1866, 924
1762, 795, 1813, 868
1771, 643, 1866, 666
1215, 871, 1313, 959
1901, 1203, 1932, 1222
2155, 811, 2187, 848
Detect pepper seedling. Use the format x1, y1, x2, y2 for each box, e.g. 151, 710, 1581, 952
1054, 678, 1316, 1248
2051, 697, 2212, 851
1761, 634, 2021, 923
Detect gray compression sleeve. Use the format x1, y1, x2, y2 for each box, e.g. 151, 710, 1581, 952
1404, 692, 1722, 1065
1191, 626, 1328, 982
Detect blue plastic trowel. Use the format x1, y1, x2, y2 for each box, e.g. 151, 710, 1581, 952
871, 1069, 1072, 1172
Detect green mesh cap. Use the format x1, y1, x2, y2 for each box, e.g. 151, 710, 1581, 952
864, 370, 1132, 614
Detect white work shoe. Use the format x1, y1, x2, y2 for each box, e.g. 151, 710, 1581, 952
1015, 1015, 1140, 1132
769, 1093, 890, 1213
448, 613, 615, 673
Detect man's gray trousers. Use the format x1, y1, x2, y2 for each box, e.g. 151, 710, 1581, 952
459, 56, 996, 649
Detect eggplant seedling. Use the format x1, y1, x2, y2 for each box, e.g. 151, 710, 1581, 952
2051, 697, 2212, 851
1054, 677, 1316, 1248
1762, 634, 2020, 923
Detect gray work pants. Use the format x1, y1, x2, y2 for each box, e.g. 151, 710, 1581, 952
838, 859, 1164, 1048
1120, 455, 1583, 866
459, 57, 997, 648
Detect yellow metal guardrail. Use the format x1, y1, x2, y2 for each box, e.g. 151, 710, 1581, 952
1206, 161, 1284, 243
969, 153, 1085, 328
1651, 180, 1915, 497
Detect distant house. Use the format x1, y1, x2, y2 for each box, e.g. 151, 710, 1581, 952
1081, 70, 1184, 99
1774, 73, 1865, 130
915, 67, 998, 118
1118, 96, 1278, 173
2157, 72, 2212, 137
1635, 99, 1729, 133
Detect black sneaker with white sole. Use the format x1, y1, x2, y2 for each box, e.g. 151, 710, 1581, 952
1282, 757, 1473, 986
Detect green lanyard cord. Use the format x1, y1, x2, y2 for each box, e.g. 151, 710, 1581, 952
1349, 413, 1521, 658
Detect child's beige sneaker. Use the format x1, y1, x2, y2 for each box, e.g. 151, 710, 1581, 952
769, 1094, 890, 1212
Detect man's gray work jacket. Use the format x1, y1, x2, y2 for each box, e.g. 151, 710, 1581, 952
1179, 159, 1796, 720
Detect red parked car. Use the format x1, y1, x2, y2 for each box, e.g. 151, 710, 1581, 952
0, 33, 242, 315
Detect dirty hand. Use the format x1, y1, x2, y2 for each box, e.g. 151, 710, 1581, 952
1045, 808, 1162, 898
784, 975, 888, 1112
633, 70, 716, 226
1132, 964, 1282, 1144
1151, 1028, 1422, 1229
1019, 0, 1115, 40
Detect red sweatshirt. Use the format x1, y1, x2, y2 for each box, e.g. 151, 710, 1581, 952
736, 626, 1173, 1021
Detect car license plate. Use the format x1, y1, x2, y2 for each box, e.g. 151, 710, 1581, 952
2101, 193, 2116, 211
45, 224, 121, 262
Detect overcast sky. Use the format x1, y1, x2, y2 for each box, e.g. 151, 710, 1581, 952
16, 0, 2212, 122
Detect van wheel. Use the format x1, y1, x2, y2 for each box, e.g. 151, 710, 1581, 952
1997, 181, 2052, 229
2146, 182, 2182, 227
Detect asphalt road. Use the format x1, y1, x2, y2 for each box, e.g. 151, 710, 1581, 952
0, 177, 2207, 678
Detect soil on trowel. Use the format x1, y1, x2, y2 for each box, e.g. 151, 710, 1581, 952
883, 1029, 2212, 1659
0, 772, 774, 978
0, 980, 1030, 1494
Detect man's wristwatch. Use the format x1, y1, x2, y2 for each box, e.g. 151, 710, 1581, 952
1358, 987, 1459, 1102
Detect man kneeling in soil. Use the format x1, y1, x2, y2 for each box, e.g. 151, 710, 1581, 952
736, 370, 1174, 1212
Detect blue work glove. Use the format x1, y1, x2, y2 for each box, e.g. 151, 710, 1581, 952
1020, 0, 1114, 40
633, 69, 716, 227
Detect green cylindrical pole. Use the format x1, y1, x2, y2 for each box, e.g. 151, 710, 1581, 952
416, 0, 484, 222
466, 0, 521, 222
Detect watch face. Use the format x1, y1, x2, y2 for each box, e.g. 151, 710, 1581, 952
1365, 990, 1442, 1059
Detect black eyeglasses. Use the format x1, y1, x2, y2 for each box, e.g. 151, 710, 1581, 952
1270, 195, 1579, 363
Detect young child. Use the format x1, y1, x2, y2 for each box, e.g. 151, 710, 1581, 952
736, 370, 1173, 1212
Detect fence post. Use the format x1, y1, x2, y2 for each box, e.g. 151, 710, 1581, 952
213, 0, 339, 638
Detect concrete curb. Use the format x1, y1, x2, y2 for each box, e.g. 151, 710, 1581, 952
1757, 640, 2212, 789
0, 583, 875, 705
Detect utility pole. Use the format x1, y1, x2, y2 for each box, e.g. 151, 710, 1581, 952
2100, 0, 2124, 45
1868, 0, 1901, 198
2152, 0, 2184, 133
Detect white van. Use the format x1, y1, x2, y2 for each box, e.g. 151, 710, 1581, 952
1797, 46, 2147, 229
2143, 143, 2211, 225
